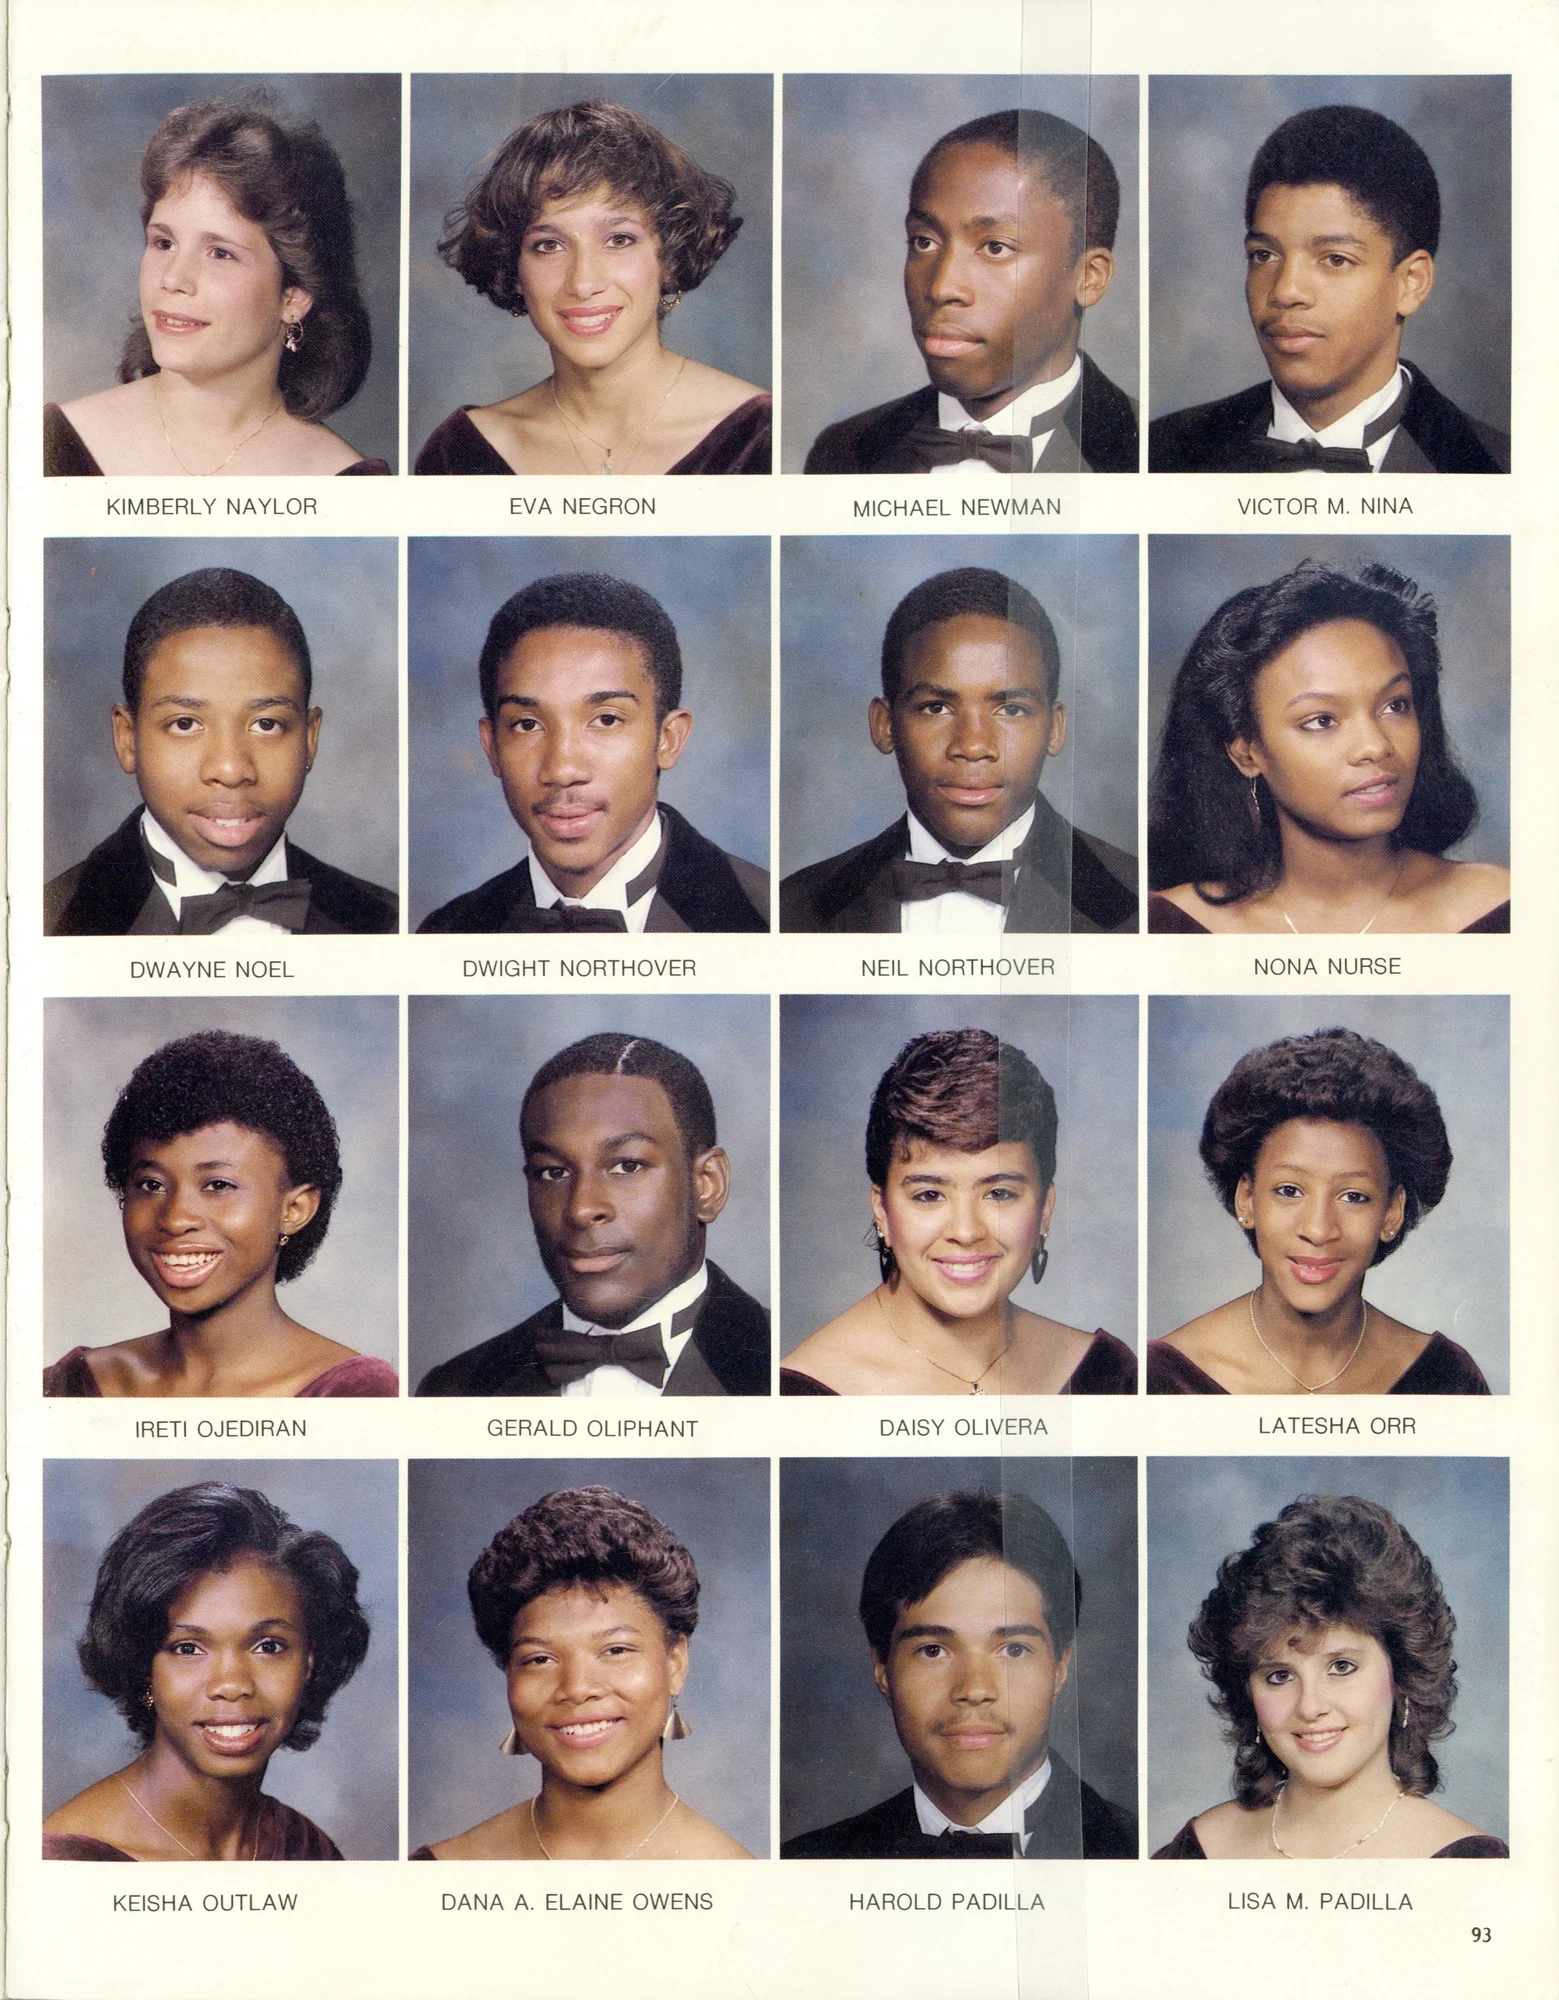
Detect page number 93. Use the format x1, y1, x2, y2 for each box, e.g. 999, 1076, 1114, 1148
1471, 1928, 1492, 1943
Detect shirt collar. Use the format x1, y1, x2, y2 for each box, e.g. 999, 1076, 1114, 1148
938, 356, 1082, 439
907, 801, 1036, 867
914, 1756, 1053, 1838
561, 1261, 709, 1342
142, 809, 288, 919
530, 809, 663, 916
1269, 364, 1407, 449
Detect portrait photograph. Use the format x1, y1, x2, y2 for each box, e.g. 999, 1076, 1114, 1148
782, 75, 1139, 472
1147, 1456, 1508, 1859
780, 995, 1137, 1396
43, 73, 400, 474
408, 1457, 769, 1858
780, 1457, 1137, 1857
44, 1457, 399, 1859
43, 995, 400, 1397
1148, 994, 1508, 1394
44, 537, 399, 938
408, 536, 768, 934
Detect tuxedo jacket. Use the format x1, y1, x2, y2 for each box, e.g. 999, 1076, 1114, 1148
417, 804, 769, 934
415, 1261, 770, 1397
1148, 365, 1510, 474
804, 354, 1139, 474
781, 1755, 1138, 1860
44, 808, 398, 936
780, 794, 1138, 934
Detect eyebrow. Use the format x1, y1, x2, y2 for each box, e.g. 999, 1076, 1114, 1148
899, 1169, 1030, 1187
895, 1621, 1050, 1643
146, 693, 303, 712
907, 205, 1021, 230
166, 1618, 299, 1635
514, 1621, 642, 1644
1282, 671, 1411, 710
900, 680, 1047, 704
527, 1129, 662, 1155
496, 688, 641, 711
1245, 228, 1371, 249
1267, 1159, 1381, 1178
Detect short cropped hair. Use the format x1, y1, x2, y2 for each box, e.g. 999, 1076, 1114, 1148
477, 573, 682, 722
438, 99, 742, 316
881, 568, 1062, 707
467, 1486, 700, 1666
1147, 561, 1478, 903
865, 1028, 1058, 1189
77, 1481, 370, 1750
102, 1031, 343, 1283
122, 568, 313, 713
1245, 105, 1440, 264
913, 108, 1120, 260
1199, 1027, 1451, 1264
859, 1491, 1080, 1662
521, 1032, 716, 1161
120, 98, 372, 421
1188, 1493, 1456, 1808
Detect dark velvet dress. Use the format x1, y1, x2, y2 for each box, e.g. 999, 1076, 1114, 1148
413, 395, 771, 475
1153, 1818, 1507, 1859
43, 1347, 400, 1398
44, 404, 390, 476
1147, 893, 1510, 935
1146, 1332, 1490, 1396
780, 1328, 1138, 1395
44, 1800, 344, 1860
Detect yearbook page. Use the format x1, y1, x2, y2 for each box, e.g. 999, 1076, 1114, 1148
6, 1, 1556, 1995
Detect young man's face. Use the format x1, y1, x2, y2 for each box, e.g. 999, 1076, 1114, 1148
1244, 181, 1434, 431
522, 1071, 730, 1328
479, 626, 692, 898
904, 142, 1113, 419
874, 1555, 1072, 1827
869, 613, 1066, 856
111, 624, 320, 879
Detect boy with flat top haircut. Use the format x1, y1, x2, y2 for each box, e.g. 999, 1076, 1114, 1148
45, 567, 398, 936
780, 567, 1137, 934
1150, 105, 1509, 473
418, 573, 768, 934
805, 108, 1137, 474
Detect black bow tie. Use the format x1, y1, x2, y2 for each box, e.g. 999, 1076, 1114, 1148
931, 1830, 1022, 1857
890, 857, 1012, 905
901, 424, 1033, 474
535, 1322, 669, 1389
177, 878, 312, 935
1248, 374, 1411, 472
523, 903, 628, 933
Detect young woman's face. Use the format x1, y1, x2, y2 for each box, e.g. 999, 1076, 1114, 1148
138, 172, 309, 385
120, 1120, 321, 1316
516, 184, 665, 369
505, 1582, 687, 1789
1248, 1621, 1397, 1792
872, 1138, 1053, 1321
149, 1557, 312, 1779
1231, 619, 1422, 843
1235, 1117, 1406, 1314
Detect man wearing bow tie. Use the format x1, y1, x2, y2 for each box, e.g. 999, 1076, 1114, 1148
781, 567, 1137, 934
416, 1030, 770, 1398
44, 568, 398, 935
418, 573, 768, 935
804, 108, 1137, 476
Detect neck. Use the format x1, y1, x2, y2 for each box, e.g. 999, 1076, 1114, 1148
1254, 1276, 1367, 1354
531, 1749, 675, 1856
953, 342, 1079, 423
161, 1279, 305, 1388
151, 355, 286, 439
881, 1277, 1012, 1372
550, 328, 678, 434
535, 804, 658, 898
1274, 1753, 1401, 1845
1268, 819, 1405, 925
1277, 349, 1400, 435
916, 1747, 1045, 1828
126, 1744, 267, 1861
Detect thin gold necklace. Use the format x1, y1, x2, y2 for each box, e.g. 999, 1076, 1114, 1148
1248, 1288, 1368, 1393
529, 1790, 680, 1860
875, 1288, 1009, 1394
154, 380, 285, 476
550, 356, 686, 475
1271, 1780, 1403, 1859
118, 1776, 262, 1860
1276, 854, 1405, 936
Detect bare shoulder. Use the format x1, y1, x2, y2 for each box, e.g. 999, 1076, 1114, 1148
1159, 1300, 1241, 1360
277, 416, 365, 474
44, 1772, 135, 1840
59, 382, 143, 424
474, 383, 551, 425
1397, 1795, 1488, 1851
781, 1298, 883, 1389
665, 1805, 753, 1859
427, 1805, 531, 1860
1192, 1799, 1267, 1859
673, 356, 767, 422
73, 1333, 169, 1394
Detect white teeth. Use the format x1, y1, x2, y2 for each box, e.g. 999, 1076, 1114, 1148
203, 1724, 260, 1738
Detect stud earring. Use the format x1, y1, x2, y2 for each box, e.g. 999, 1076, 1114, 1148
1030, 1237, 1049, 1286
278, 1233, 291, 1249
508, 299, 528, 318
143, 1689, 156, 1709
662, 1699, 691, 1742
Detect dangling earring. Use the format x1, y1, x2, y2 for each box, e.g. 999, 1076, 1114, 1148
873, 1230, 897, 1284
143, 1688, 156, 1708
1400, 1698, 1411, 1732
662, 1699, 691, 1742
281, 319, 303, 353
508, 300, 528, 318
659, 289, 681, 314
499, 1726, 524, 1756
1030, 1237, 1049, 1286
1247, 774, 1263, 825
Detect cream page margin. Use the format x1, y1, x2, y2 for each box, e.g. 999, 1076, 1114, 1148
6, 0, 1557, 1995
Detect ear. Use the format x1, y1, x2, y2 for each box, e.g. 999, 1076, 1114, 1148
872, 1656, 893, 1703
691, 1145, 731, 1225
1234, 1172, 1256, 1234
1379, 1184, 1407, 1245
869, 1181, 890, 1245
478, 714, 501, 779
1051, 1643, 1073, 1699
1076, 246, 1114, 310
666, 1632, 689, 1699
1046, 702, 1068, 758
112, 704, 140, 778
279, 1182, 322, 1238
655, 707, 693, 773
281, 286, 315, 327
868, 696, 897, 757
1038, 1181, 1057, 1236
1394, 249, 1434, 322
304, 708, 322, 772
1227, 737, 1264, 781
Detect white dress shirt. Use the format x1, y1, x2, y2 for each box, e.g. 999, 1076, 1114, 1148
899, 804, 1035, 936
932, 357, 1083, 477
557, 1262, 709, 1399
142, 810, 291, 938
1268, 364, 1407, 471
914, 1757, 1054, 1841
530, 810, 663, 933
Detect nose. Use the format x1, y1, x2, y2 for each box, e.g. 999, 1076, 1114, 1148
942, 1192, 988, 1244
1265, 252, 1313, 310
200, 723, 257, 788
206, 1650, 257, 1702
1347, 711, 1394, 763
563, 240, 608, 299
565, 1168, 613, 1232
157, 1178, 206, 1236
950, 1651, 1000, 1705
537, 722, 591, 792
1291, 1667, 1335, 1721
158, 237, 200, 297
923, 239, 975, 307
1296, 1190, 1340, 1247
556, 1650, 608, 1703
948, 708, 999, 764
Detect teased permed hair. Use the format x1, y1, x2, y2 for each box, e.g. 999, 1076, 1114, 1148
77, 1481, 369, 1750
467, 1486, 700, 1666
122, 568, 313, 713
1148, 561, 1477, 903
865, 1028, 1058, 1190
477, 573, 682, 722
1199, 1027, 1451, 1265
1188, 1493, 1457, 1808
521, 1031, 716, 1161
121, 97, 372, 421
1245, 104, 1440, 264
102, 1031, 343, 1283
881, 568, 1062, 707
438, 99, 742, 316
912, 108, 1120, 261
859, 1490, 1080, 1663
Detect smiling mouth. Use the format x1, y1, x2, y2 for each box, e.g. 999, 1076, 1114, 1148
151, 1249, 222, 1289
1290, 1727, 1346, 1754
933, 1255, 1002, 1287
196, 1720, 268, 1754
556, 306, 623, 338
153, 311, 211, 334
1288, 1257, 1344, 1286
550, 1717, 623, 1743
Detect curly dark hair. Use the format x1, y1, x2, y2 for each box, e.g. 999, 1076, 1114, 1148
478, 572, 681, 723
1188, 1493, 1457, 1808
1148, 562, 1479, 902
865, 1028, 1058, 1190
119, 97, 372, 422
913, 108, 1120, 260
1199, 1027, 1450, 1265
101, 1031, 343, 1283
438, 99, 742, 317
77, 1481, 370, 1751
467, 1487, 699, 1667
881, 568, 1061, 708
1246, 106, 1440, 264
122, 568, 312, 713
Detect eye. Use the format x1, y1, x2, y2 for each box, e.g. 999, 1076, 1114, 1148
913, 1642, 950, 1660
996, 700, 1036, 719
527, 1163, 569, 1185
130, 1172, 167, 1194
508, 715, 541, 734
980, 238, 1017, 259
1321, 253, 1356, 269
591, 710, 628, 729
605, 231, 640, 248
254, 1637, 289, 1656
908, 1187, 945, 1204
1338, 1188, 1373, 1206
907, 232, 936, 253
201, 1175, 239, 1193
147, 230, 174, 252
1272, 1181, 1304, 1200
607, 1157, 650, 1176
1297, 711, 1337, 732
209, 244, 238, 261
167, 1640, 202, 1657
524, 233, 564, 257
1328, 1658, 1359, 1676
1245, 246, 1276, 266
1261, 1666, 1294, 1686
250, 717, 288, 735
914, 698, 951, 716
985, 1186, 1018, 1202
1382, 695, 1415, 717
1000, 1640, 1034, 1659
165, 715, 202, 735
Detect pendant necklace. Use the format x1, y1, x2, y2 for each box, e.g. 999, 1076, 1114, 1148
1277, 854, 1405, 937
1248, 1288, 1369, 1393
529, 1791, 681, 1860
118, 1776, 262, 1860
154, 380, 285, 476
875, 1289, 1009, 1394
1270, 1781, 1403, 1860
551, 356, 686, 474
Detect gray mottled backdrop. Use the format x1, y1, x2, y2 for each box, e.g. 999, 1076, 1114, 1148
408, 995, 769, 1386
783, 76, 1139, 470
781, 995, 1137, 1358
43, 74, 401, 469
409, 1457, 769, 1856
44, 997, 400, 1375
410, 74, 772, 462
1146, 1456, 1508, 1853
1148, 995, 1508, 1390
44, 1457, 399, 1856
780, 535, 1138, 876
408, 537, 768, 929
44, 538, 399, 899
781, 1457, 1137, 1846
1148, 535, 1510, 870
1148, 76, 1510, 432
